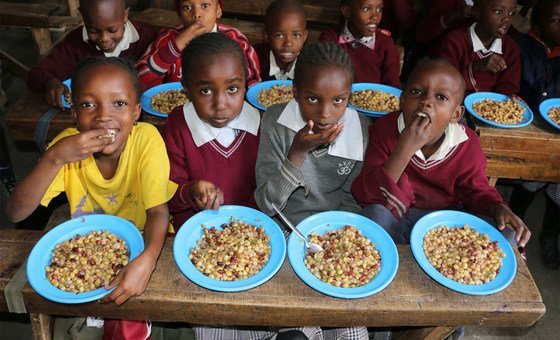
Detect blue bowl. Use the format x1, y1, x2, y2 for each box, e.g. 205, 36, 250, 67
464, 92, 533, 128
140, 82, 185, 117
61, 78, 72, 109
538, 98, 560, 131
246, 80, 293, 111
348, 83, 402, 117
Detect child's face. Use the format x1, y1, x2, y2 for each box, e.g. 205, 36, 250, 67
265, 10, 308, 68
183, 53, 246, 128
538, 4, 560, 48
178, 0, 222, 31
294, 65, 352, 133
341, 0, 383, 38
72, 64, 141, 156
400, 64, 465, 145
80, 1, 129, 53
474, 0, 517, 40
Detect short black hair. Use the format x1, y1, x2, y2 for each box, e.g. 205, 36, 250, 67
531, 0, 558, 27
294, 41, 354, 88
79, 0, 127, 15
265, 0, 307, 31
181, 33, 247, 87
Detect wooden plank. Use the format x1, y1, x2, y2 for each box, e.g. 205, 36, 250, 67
31, 28, 53, 59
0, 49, 30, 79
393, 326, 456, 340
30, 313, 52, 340
66, 0, 79, 17
0, 2, 60, 28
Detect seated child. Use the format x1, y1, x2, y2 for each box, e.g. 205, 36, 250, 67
438, 0, 521, 95
163, 33, 260, 231
319, 0, 401, 87
26, 0, 157, 108
351, 59, 531, 247
136, 0, 260, 89
253, 0, 308, 81
255, 41, 370, 339
7, 56, 177, 338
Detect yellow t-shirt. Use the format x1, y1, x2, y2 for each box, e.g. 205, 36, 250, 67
41, 123, 178, 232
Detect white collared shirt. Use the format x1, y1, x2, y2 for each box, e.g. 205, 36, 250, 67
469, 23, 502, 54
82, 20, 140, 57
269, 51, 296, 80
277, 100, 364, 161
397, 113, 468, 162
338, 21, 376, 50
183, 101, 260, 148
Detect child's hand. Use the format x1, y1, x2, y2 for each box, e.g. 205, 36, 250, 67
489, 203, 532, 247
474, 54, 507, 73
510, 94, 527, 105
288, 120, 344, 167
46, 129, 116, 165
45, 78, 70, 109
398, 113, 432, 155
175, 21, 208, 49
99, 252, 157, 306
189, 180, 224, 210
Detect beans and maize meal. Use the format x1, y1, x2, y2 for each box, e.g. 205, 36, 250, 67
190, 218, 271, 281
349, 90, 399, 113
548, 107, 560, 125
46, 230, 129, 293
151, 90, 190, 114
304, 225, 381, 288
472, 99, 524, 125
423, 225, 505, 285
257, 85, 293, 108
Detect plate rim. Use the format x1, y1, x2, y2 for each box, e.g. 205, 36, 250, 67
62, 78, 72, 109
246, 79, 294, 111
348, 82, 402, 117
464, 92, 534, 128
538, 98, 560, 130
140, 82, 185, 118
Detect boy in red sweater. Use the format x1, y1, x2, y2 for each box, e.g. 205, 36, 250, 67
318, 0, 401, 87
26, 0, 157, 108
351, 59, 530, 247
136, 0, 260, 89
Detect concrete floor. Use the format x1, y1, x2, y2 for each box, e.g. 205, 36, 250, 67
0, 25, 558, 339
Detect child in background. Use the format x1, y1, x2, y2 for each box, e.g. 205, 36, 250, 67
438, 0, 521, 95
352, 59, 530, 247
163, 33, 260, 231
27, 0, 157, 108
136, 0, 260, 89
253, 0, 308, 81
7, 57, 176, 338
319, 0, 401, 87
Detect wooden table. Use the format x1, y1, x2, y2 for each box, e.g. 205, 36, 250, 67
0, 229, 546, 340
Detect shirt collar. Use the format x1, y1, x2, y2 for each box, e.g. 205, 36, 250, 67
339, 21, 376, 50
397, 112, 469, 162
269, 51, 296, 80
82, 20, 140, 57
470, 23, 502, 54
183, 101, 260, 147
277, 100, 364, 161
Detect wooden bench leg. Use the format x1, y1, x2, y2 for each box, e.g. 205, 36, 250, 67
30, 313, 53, 340
488, 177, 498, 187
393, 326, 457, 340
30, 28, 53, 60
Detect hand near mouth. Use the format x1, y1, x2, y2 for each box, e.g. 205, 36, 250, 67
287, 120, 344, 167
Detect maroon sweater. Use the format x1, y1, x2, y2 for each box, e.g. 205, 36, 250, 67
162, 106, 259, 230
351, 111, 503, 219
319, 27, 401, 87
27, 20, 157, 92
439, 27, 521, 95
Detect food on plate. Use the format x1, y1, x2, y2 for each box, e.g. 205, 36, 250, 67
304, 225, 381, 288
46, 230, 129, 293
150, 89, 190, 114
423, 225, 505, 285
190, 218, 271, 281
472, 98, 524, 124
349, 90, 399, 113
547, 107, 560, 125
257, 84, 293, 108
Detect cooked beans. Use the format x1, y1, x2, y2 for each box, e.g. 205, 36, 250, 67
350, 90, 399, 113
473, 99, 524, 124
257, 85, 293, 108
151, 90, 190, 114
46, 230, 129, 293
304, 225, 381, 288
423, 225, 505, 285
548, 107, 560, 125
190, 219, 271, 281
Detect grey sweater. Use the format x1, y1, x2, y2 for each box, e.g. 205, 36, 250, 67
254, 102, 370, 225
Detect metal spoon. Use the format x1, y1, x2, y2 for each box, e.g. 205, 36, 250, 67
271, 203, 324, 255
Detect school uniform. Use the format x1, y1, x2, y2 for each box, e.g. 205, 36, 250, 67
254, 43, 296, 81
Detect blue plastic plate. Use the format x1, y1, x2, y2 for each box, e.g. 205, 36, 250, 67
140, 82, 185, 117
464, 92, 533, 128
61, 78, 72, 109
410, 210, 516, 295
288, 211, 398, 299
538, 98, 560, 131
173, 205, 286, 292
246, 80, 293, 111
348, 83, 402, 117
27, 214, 144, 304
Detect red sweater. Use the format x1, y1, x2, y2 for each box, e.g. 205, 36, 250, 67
351, 111, 504, 219
27, 20, 157, 92
439, 27, 521, 95
162, 106, 259, 230
319, 27, 401, 87
136, 23, 260, 89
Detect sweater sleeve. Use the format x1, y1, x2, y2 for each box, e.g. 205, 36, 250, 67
380, 35, 402, 88
318, 27, 339, 42
439, 30, 476, 91
494, 38, 521, 95
415, 0, 460, 45
136, 28, 182, 89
